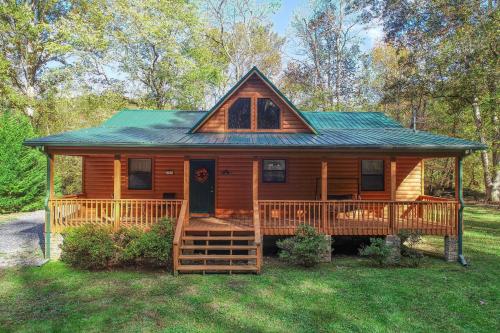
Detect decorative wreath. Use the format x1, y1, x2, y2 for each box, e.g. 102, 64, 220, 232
194, 167, 209, 183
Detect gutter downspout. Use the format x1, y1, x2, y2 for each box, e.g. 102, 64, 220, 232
457, 156, 467, 266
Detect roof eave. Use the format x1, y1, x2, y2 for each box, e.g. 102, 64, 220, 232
23, 140, 486, 152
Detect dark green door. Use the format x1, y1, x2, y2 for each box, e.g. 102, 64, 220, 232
189, 160, 215, 214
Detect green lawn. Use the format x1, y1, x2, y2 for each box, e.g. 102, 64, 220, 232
0, 206, 498, 333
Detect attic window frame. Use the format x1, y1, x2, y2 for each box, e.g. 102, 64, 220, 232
227, 97, 252, 130
257, 97, 281, 130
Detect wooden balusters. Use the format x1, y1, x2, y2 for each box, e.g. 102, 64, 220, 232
48, 199, 184, 232
258, 199, 458, 236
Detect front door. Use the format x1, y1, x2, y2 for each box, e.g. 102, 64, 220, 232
189, 160, 215, 214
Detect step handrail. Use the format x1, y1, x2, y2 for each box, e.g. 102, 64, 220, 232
173, 200, 188, 274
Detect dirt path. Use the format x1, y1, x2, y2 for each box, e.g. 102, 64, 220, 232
0, 211, 46, 268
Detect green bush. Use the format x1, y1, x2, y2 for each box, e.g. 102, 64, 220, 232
122, 218, 175, 266
398, 230, 425, 267
359, 238, 392, 267
0, 111, 45, 213
112, 227, 142, 265
60, 224, 115, 270
60, 219, 175, 269
277, 224, 330, 267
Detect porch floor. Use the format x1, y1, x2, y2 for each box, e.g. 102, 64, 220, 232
185, 216, 254, 231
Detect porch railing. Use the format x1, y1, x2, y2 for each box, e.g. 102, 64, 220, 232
258, 198, 458, 236
49, 198, 184, 232
172, 200, 189, 274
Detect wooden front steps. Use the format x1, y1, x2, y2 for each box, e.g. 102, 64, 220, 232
176, 265, 258, 272
176, 227, 260, 274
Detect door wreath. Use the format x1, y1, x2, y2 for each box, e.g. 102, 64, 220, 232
194, 167, 209, 183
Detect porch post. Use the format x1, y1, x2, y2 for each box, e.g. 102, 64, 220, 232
113, 154, 121, 230
252, 158, 259, 203
44, 153, 54, 259
390, 157, 397, 233
390, 157, 397, 201
321, 160, 328, 233
449, 155, 465, 264
184, 157, 190, 211
252, 157, 262, 271
321, 160, 328, 201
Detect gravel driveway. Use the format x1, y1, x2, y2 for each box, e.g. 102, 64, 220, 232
0, 211, 46, 268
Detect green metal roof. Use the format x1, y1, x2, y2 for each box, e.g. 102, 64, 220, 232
103, 110, 205, 128
302, 112, 403, 129
24, 109, 486, 152
99, 109, 403, 130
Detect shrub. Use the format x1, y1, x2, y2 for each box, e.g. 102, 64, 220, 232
122, 218, 175, 266
60, 224, 115, 269
112, 227, 142, 265
398, 229, 425, 267
359, 238, 392, 267
0, 112, 46, 213
277, 224, 330, 267
61, 219, 175, 269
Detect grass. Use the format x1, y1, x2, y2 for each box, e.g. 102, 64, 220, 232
0, 206, 498, 333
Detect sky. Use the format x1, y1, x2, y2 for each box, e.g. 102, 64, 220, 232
269, 0, 384, 61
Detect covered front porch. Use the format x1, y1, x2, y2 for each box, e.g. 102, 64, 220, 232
44, 150, 465, 272
46, 150, 462, 273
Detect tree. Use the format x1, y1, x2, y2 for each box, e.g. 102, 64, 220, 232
0, 111, 46, 213
0, 0, 68, 118
367, 0, 499, 201
0, 0, 108, 120
107, 0, 223, 110
203, 0, 284, 93
283, 0, 366, 110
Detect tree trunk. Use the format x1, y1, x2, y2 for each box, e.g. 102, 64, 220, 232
490, 107, 500, 202
488, 60, 499, 201
492, 161, 500, 202
471, 97, 494, 201
25, 84, 36, 119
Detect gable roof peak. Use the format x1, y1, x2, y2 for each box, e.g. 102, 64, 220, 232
189, 66, 317, 133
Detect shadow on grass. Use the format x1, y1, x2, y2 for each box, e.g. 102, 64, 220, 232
0, 205, 498, 332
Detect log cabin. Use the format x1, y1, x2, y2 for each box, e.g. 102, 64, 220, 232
25, 67, 485, 273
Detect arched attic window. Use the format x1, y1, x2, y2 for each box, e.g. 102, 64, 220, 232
228, 98, 251, 129
257, 98, 280, 129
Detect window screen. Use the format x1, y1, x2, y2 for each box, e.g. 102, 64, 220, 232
257, 98, 280, 129
228, 98, 251, 129
361, 160, 384, 191
128, 158, 152, 190
262, 159, 286, 183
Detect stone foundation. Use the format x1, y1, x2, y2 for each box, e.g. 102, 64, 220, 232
444, 236, 458, 262
385, 235, 401, 264
320, 235, 332, 263
46, 233, 64, 260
